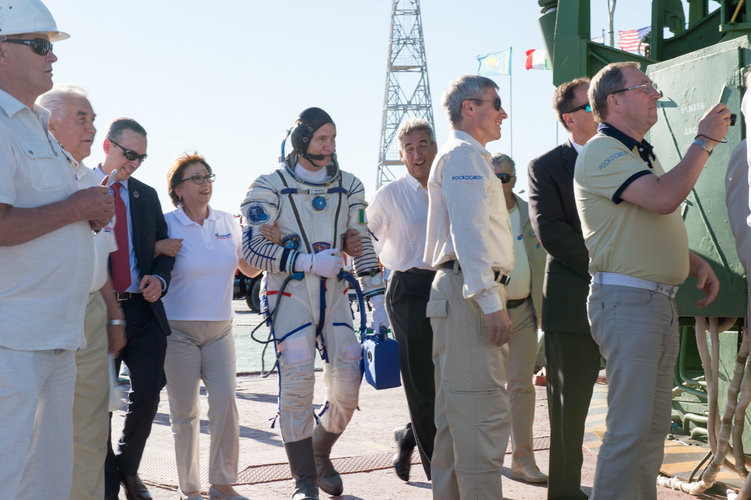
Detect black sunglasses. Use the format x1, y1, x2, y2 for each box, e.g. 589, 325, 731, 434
565, 102, 591, 114
110, 139, 148, 163
496, 173, 514, 184
468, 97, 502, 111
1, 38, 53, 56
179, 174, 216, 185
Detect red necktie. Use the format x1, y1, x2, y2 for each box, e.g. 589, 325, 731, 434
111, 182, 131, 293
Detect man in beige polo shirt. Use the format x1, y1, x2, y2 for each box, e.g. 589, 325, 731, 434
574, 61, 728, 499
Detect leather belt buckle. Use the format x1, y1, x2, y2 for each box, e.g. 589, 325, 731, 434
115, 292, 137, 302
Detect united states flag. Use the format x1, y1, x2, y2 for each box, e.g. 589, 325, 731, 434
618, 27, 651, 54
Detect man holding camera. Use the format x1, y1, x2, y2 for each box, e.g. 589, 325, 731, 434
574, 61, 728, 499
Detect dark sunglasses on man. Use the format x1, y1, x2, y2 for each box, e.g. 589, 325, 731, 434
496, 173, 514, 184
565, 102, 591, 114
110, 139, 148, 163
468, 97, 503, 111
0, 38, 53, 56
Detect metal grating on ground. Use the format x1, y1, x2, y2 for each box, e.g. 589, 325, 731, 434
140, 436, 553, 488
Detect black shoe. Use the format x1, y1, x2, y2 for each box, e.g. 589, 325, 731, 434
119, 472, 152, 500
393, 425, 415, 482
105, 496, 119, 500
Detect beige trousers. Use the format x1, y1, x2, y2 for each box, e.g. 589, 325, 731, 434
427, 270, 510, 500
506, 299, 539, 468
164, 319, 239, 492
71, 291, 110, 500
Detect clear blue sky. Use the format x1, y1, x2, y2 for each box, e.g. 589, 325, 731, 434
42, 0, 666, 214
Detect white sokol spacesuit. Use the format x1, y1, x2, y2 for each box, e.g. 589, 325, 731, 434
240, 108, 385, 499
241, 161, 382, 439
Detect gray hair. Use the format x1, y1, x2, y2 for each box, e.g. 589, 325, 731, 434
589, 61, 640, 123
490, 153, 515, 175
442, 75, 499, 126
105, 117, 147, 142
396, 118, 435, 146
36, 84, 89, 115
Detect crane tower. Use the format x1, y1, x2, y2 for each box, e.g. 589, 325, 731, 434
376, 0, 435, 189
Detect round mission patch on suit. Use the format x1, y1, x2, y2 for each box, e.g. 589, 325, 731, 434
246, 203, 270, 225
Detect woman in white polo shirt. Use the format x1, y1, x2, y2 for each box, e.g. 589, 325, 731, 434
161, 153, 259, 500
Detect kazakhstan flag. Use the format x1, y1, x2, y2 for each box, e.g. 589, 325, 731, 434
477, 49, 511, 76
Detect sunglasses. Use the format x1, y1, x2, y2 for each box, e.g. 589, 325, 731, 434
1, 38, 53, 56
496, 173, 514, 184
179, 174, 216, 185
565, 102, 591, 114
110, 139, 148, 163
468, 97, 502, 111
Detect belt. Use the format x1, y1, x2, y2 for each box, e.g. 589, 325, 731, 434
593, 271, 679, 298
439, 260, 510, 286
403, 267, 436, 277
115, 292, 142, 302
507, 295, 530, 309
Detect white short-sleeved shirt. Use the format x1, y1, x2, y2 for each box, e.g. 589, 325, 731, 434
77, 164, 117, 292
0, 89, 92, 350
162, 205, 242, 321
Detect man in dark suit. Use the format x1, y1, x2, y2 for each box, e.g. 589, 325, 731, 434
527, 78, 600, 500
97, 118, 174, 500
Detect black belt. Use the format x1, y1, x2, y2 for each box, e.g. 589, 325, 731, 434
403, 267, 436, 277
439, 260, 510, 286
115, 292, 142, 302
507, 295, 530, 309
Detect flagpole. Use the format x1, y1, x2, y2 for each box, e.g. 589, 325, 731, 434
509, 46, 513, 159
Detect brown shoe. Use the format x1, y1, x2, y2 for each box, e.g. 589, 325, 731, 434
119, 472, 152, 500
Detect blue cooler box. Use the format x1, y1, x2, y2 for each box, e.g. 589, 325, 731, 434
361, 330, 401, 390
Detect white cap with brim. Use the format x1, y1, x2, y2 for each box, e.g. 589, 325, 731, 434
0, 0, 69, 42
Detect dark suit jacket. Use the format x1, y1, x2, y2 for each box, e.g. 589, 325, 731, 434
124, 176, 174, 336
527, 141, 591, 334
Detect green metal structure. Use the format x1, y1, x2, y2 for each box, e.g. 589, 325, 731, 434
538, 0, 750, 445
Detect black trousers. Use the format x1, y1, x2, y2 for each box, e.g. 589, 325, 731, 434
105, 297, 167, 495
545, 330, 601, 500
385, 269, 436, 479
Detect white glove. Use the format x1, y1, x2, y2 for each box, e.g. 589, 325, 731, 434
294, 249, 342, 278
370, 294, 389, 333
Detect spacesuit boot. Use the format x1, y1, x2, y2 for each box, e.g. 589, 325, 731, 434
284, 438, 319, 500
312, 424, 343, 495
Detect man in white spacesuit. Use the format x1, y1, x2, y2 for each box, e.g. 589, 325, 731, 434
241, 107, 387, 500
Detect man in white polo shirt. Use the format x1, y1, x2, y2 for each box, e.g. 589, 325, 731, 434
574, 61, 728, 499
0, 2, 115, 497
37, 83, 126, 500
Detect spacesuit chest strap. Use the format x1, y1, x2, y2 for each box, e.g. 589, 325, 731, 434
276, 170, 312, 253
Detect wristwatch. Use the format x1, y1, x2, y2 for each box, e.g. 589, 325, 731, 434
692, 138, 714, 154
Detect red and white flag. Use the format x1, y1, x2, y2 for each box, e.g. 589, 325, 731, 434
618, 27, 651, 54
525, 48, 550, 70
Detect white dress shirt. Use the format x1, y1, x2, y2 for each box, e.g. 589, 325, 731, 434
367, 173, 432, 272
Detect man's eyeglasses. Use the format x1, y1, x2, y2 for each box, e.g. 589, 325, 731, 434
610, 81, 662, 97
467, 97, 502, 111
179, 174, 216, 185
0, 38, 53, 56
496, 173, 514, 184
110, 139, 148, 163
565, 102, 591, 114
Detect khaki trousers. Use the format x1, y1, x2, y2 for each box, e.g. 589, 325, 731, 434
71, 292, 110, 500
506, 298, 539, 468
165, 319, 239, 492
428, 270, 510, 500
588, 284, 679, 500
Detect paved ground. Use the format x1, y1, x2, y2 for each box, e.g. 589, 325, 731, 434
108, 301, 731, 499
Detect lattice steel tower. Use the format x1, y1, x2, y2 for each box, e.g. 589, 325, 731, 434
376, 0, 435, 189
